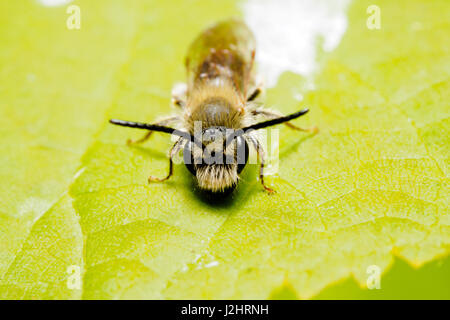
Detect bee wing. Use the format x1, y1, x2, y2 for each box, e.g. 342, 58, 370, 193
185, 18, 256, 97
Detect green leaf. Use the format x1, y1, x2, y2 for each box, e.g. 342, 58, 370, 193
0, 0, 448, 299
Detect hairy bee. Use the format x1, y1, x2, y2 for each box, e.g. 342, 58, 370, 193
110, 19, 316, 194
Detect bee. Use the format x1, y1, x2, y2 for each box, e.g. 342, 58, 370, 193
110, 19, 316, 194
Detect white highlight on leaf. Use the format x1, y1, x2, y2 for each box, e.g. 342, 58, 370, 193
244, 0, 350, 87
72, 167, 85, 181
204, 261, 219, 268
17, 197, 51, 220
38, 0, 72, 7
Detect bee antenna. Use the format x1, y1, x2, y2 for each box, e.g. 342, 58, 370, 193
109, 119, 203, 147
225, 108, 310, 146
242, 108, 309, 131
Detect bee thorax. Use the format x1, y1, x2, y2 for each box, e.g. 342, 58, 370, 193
185, 78, 247, 131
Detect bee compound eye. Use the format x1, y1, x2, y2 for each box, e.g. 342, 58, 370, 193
236, 136, 249, 174
183, 141, 196, 175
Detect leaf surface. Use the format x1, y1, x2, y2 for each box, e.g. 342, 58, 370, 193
0, 0, 448, 299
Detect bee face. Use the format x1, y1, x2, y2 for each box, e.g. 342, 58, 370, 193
183, 127, 249, 192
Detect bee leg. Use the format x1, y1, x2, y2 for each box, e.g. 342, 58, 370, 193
172, 99, 185, 109
246, 135, 275, 194
148, 137, 184, 183
171, 82, 187, 108
127, 130, 153, 145
247, 87, 261, 102
251, 109, 318, 133
127, 116, 180, 145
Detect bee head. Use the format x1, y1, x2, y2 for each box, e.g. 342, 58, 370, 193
183, 126, 249, 193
